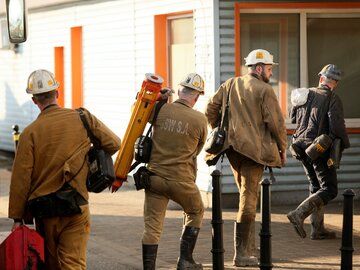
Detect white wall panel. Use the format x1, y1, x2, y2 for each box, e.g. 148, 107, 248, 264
0, 0, 215, 191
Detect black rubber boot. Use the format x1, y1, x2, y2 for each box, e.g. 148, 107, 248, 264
176, 226, 203, 270
233, 222, 258, 267
287, 194, 324, 238
310, 204, 336, 240
142, 244, 158, 270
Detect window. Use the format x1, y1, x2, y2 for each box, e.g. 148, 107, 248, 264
307, 16, 360, 118
169, 17, 194, 91
240, 13, 299, 114
235, 3, 360, 120
155, 11, 194, 92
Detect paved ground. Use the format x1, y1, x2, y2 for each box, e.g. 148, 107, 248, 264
0, 152, 359, 269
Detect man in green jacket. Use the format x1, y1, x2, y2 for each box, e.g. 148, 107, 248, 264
205, 49, 287, 267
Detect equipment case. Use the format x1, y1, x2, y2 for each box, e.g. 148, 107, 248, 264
0, 225, 44, 270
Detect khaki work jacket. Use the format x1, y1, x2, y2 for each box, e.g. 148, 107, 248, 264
205, 74, 287, 167
148, 99, 208, 182
9, 105, 121, 219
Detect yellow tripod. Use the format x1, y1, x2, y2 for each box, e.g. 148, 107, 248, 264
112, 73, 163, 191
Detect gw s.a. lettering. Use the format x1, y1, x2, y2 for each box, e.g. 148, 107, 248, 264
161, 118, 189, 135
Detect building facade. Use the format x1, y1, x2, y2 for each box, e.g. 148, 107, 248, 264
0, 0, 359, 205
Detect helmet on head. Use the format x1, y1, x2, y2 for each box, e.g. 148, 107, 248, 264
244, 49, 278, 66
179, 73, 205, 95
26, 69, 60, 95
318, 64, 342, 81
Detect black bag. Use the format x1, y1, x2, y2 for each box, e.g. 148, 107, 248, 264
204, 88, 231, 155
87, 147, 116, 193
28, 186, 83, 218
327, 138, 341, 169
204, 126, 226, 155
289, 142, 305, 160
134, 135, 153, 163
305, 134, 333, 161
77, 108, 115, 193
134, 101, 165, 163
133, 166, 152, 190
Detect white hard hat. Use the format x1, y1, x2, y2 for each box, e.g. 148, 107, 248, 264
26, 69, 60, 95
179, 73, 205, 94
244, 49, 278, 66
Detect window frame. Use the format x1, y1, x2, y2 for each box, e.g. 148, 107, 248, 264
154, 11, 193, 88
234, 2, 360, 133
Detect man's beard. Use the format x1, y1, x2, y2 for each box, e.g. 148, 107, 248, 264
261, 71, 270, 83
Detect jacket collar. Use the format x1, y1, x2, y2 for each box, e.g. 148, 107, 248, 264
175, 99, 192, 108
249, 72, 262, 81
42, 104, 58, 111
318, 84, 331, 91
38, 104, 59, 117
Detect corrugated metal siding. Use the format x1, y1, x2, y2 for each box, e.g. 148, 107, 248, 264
218, 0, 236, 83
219, 134, 360, 204
217, 0, 360, 202
0, 0, 215, 158
268, 134, 360, 204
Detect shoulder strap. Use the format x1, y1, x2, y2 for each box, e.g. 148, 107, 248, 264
144, 101, 166, 138
220, 84, 232, 130
129, 101, 166, 173
76, 108, 101, 149
317, 91, 332, 136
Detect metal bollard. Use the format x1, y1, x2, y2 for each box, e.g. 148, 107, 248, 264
259, 178, 273, 270
211, 169, 224, 270
340, 189, 355, 270
12, 124, 20, 151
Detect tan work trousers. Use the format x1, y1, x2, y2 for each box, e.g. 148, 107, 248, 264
226, 149, 264, 223
37, 205, 90, 270
142, 175, 204, 244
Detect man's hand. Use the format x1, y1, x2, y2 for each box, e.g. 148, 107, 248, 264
280, 150, 287, 167
159, 87, 175, 102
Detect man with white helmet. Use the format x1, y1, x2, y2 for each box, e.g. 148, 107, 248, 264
141, 73, 207, 270
8, 69, 121, 269
287, 64, 350, 240
204, 49, 287, 266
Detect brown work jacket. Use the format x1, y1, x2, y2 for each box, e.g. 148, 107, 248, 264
204, 74, 287, 167
148, 99, 208, 182
8, 105, 121, 219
